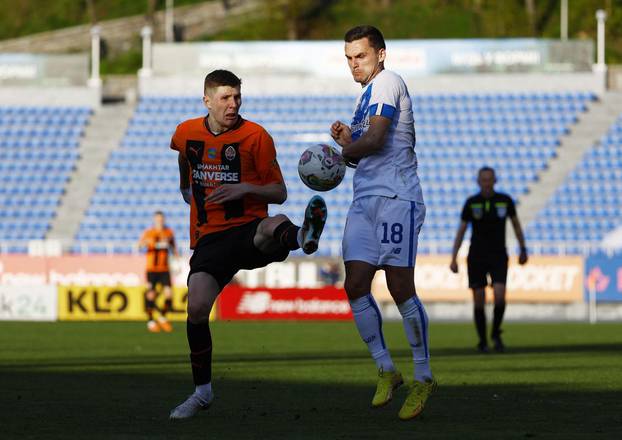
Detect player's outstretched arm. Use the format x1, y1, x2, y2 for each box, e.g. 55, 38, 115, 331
178, 152, 192, 204
341, 116, 391, 162
206, 182, 287, 205
450, 221, 468, 273
510, 215, 528, 265
137, 230, 149, 250
170, 235, 179, 257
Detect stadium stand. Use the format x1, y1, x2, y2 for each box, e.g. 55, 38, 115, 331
74, 91, 596, 256
0, 105, 91, 253
526, 112, 622, 254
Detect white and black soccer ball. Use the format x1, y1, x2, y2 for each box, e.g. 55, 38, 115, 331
297, 144, 346, 192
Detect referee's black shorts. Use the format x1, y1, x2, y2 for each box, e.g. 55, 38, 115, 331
188, 218, 289, 290
467, 253, 509, 289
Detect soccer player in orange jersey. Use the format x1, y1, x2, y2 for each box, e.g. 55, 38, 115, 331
168, 70, 328, 419
138, 211, 178, 333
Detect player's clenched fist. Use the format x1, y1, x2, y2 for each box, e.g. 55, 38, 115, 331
330, 120, 352, 147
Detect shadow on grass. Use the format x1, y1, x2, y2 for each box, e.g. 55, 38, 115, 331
0, 368, 620, 440
3, 341, 622, 371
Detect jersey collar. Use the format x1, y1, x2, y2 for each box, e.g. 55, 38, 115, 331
479, 190, 496, 199
203, 115, 244, 137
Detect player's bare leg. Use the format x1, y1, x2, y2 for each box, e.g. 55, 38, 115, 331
254, 214, 295, 254
491, 283, 507, 352
384, 266, 436, 420
158, 286, 173, 332
170, 272, 219, 420
145, 288, 159, 332
345, 261, 402, 407
472, 287, 488, 352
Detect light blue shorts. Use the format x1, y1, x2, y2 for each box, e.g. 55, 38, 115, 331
342, 196, 426, 267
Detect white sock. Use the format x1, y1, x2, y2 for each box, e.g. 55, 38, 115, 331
349, 294, 395, 372
397, 296, 432, 383
195, 383, 212, 401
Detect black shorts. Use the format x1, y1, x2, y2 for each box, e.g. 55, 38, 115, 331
146, 271, 172, 289
467, 253, 508, 289
188, 218, 290, 289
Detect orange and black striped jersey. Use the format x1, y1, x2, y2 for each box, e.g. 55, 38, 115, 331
170, 116, 284, 248
140, 227, 175, 272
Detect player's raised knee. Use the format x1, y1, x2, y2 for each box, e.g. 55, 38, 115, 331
258, 214, 289, 237
187, 301, 212, 324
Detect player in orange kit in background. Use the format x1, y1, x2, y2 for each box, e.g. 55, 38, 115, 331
138, 211, 178, 333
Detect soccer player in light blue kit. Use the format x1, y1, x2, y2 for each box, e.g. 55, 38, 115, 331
330, 25, 436, 420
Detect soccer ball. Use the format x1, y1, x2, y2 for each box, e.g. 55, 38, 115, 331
298, 144, 346, 191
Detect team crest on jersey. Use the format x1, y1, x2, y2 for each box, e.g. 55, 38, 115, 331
225, 145, 236, 161
471, 205, 483, 220
495, 204, 507, 218
207, 147, 217, 159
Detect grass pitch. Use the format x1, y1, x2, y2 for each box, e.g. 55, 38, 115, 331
1, 320, 621, 439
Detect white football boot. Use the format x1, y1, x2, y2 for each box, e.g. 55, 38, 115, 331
169, 391, 214, 420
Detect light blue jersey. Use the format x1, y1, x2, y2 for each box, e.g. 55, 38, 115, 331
350, 69, 424, 203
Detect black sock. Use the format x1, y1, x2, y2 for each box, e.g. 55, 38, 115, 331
273, 220, 300, 250
162, 298, 173, 317
145, 298, 156, 320
187, 319, 212, 385
474, 307, 487, 345
492, 303, 506, 338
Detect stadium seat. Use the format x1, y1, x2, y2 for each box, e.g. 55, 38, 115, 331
70, 91, 597, 255
526, 112, 622, 251
0, 105, 89, 252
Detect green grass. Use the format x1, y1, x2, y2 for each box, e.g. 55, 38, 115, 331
1, 321, 621, 439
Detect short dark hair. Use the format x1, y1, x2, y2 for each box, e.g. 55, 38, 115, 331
203, 69, 242, 94
344, 25, 386, 50
154, 210, 164, 217
478, 166, 496, 177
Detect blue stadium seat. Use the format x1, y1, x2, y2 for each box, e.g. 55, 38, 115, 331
70, 92, 600, 256
0, 105, 89, 252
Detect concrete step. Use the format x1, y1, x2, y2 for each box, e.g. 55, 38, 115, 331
517, 91, 622, 232
47, 102, 134, 245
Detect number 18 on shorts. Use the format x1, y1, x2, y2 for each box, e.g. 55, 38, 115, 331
342, 196, 426, 267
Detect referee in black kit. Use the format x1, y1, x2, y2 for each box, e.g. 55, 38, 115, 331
449, 167, 528, 353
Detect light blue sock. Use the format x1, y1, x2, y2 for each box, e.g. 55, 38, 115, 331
349, 294, 395, 372
397, 296, 432, 382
